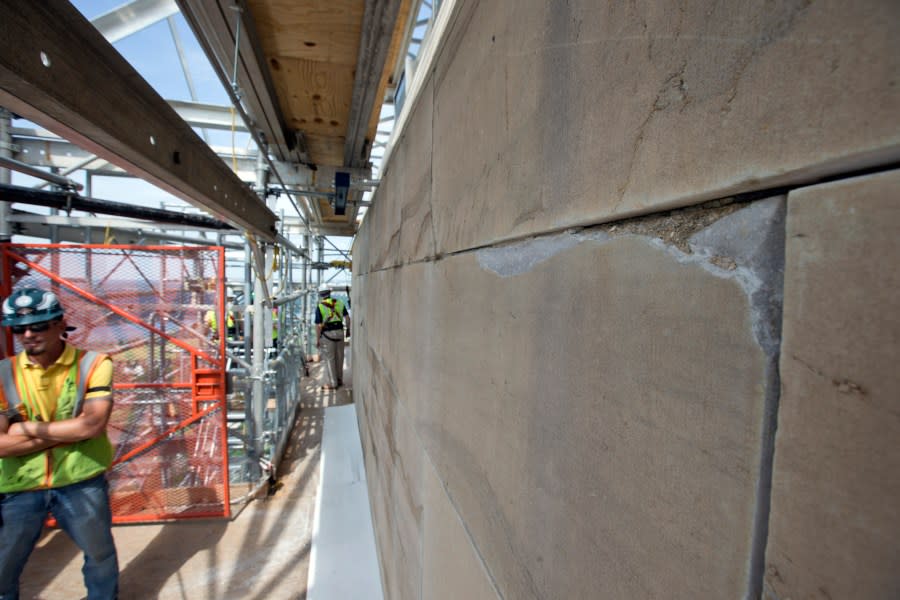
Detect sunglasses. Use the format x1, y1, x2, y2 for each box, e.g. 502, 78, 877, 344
10, 321, 57, 334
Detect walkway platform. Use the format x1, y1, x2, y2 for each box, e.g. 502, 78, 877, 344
308, 403, 384, 600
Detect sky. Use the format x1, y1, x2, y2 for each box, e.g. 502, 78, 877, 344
10, 0, 353, 285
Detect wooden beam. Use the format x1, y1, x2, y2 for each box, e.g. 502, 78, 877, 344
0, 0, 277, 241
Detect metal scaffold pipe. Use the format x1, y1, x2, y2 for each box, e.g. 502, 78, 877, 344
303, 230, 311, 355
248, 147, 270, 481
0, 108, 11, 242
0, 154, 83, 190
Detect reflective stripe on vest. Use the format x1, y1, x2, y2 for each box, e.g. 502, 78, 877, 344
0, 350, 101, 418
0, 359, 16, 417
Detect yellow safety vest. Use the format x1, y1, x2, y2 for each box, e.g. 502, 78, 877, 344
0, 349, 113, 492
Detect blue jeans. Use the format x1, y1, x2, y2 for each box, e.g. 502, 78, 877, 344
0, 474, 118, 600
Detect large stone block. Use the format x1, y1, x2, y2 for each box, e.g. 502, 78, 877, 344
765, 171, 900, 599
354, 262, 439, 432
425, 0, 899, 258
360, 197, 787, 598
422, 456, 499, 600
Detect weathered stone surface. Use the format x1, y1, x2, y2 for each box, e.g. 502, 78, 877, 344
388, 393, 425, 600
354, 265, 429, 600
354, 276, 397, 598
358, 353, 397, 596
356, 198, 787, 598
351, 215, 370, 277
422, 457, 498, 600
354, 3, 899, 597
394, 79, 436, 267
362, 158, 402, 272
765, 171, 900, 600
420, 0, 900, 259
358, 80, 435, 273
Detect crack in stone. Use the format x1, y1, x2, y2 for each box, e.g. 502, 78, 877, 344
722, 0, 812, 113
616, 60, 689, 205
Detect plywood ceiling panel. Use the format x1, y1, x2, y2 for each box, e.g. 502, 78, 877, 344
247, 0, 364, 169
271, 57, 354, 128
248, 0, 364, 65
304, 133, 348, 168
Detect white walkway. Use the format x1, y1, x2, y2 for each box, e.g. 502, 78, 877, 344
308, 403, 384, 600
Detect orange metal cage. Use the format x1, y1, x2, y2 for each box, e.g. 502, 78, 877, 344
1, 244, 231, 522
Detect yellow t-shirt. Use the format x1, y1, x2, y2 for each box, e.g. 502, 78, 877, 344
8, 345, 113, 422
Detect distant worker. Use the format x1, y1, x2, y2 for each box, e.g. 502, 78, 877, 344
203, 308, 217, 340
0, 288, 118, 599
315, 285, 350, 390
271, 307, 279, 349
226, 298, 238, 340
204, 308, 235, 342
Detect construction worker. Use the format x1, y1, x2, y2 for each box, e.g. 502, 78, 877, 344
0, 288, 118, 599
271, 307, 279, 349
315, 284, 350, 390
203, 308, 217, 339
204, 307, 236, 342
226, 307, 237, 341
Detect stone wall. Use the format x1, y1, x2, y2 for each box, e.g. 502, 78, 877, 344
352, 1, 900, 598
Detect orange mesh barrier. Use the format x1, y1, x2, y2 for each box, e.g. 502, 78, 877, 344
1, 244, 230, 522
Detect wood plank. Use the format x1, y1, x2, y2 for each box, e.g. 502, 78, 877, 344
268, 54, 355, 167
305, 133, 347, 167
247, 0, 364, 65
270, 57, 354, 128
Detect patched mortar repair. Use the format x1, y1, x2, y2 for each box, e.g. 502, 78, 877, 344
477, 197, 786, 346
479, 196, 786, 351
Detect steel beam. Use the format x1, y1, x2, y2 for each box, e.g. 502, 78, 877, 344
0, 0, 276, 240
10, 213, 229, 233
91, 0, 180, 43
344, 0, 406, 168
0, 184, 235, 231
167, 99, 247, 132
9, 210, 245, 249
12, 131, 261, 182
0, 155, 82, 190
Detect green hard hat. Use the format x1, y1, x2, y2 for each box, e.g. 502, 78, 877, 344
1, 288, 64, 327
